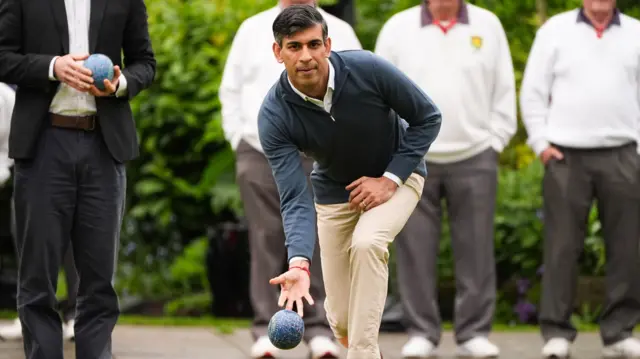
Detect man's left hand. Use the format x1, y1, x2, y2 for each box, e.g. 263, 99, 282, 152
346, 176, 398, 211
88, 65, 121, 97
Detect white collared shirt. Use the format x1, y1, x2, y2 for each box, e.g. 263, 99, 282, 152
47, 0, 128, 116
287, 60, 335, 115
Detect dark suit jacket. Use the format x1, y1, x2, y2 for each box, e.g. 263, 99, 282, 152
0, 0, 156, 163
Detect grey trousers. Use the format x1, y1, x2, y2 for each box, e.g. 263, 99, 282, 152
13, 123, 125, 359
235, 140, 332, 342
395, 148, 498, 345
540, 143, 640, 345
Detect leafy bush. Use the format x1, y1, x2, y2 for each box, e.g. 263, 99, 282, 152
113, 0, 633, 308
117, 0, 275, 298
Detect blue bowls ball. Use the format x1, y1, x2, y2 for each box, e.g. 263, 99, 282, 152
267, 309, 305, 350
84, 54, 114, 91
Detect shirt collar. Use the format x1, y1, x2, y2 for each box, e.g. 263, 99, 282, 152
288, 59, 335, 101
421, 0, 469, 27
577, 7, 621, 29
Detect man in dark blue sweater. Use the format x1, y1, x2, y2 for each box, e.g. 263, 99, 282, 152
259, 5, 442, 358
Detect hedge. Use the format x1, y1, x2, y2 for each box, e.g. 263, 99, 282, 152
1, 0, 637, 323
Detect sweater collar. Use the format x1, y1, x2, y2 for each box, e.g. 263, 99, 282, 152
577, 7, 621, 29
421, 0, 469, 27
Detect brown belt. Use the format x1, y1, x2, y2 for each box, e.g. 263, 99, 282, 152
50, 113, 98, 131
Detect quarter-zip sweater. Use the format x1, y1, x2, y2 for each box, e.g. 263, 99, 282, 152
258, 50, 442, 262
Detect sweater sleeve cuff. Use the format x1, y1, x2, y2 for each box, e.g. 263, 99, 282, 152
491, 136, 506, 153
385, 157, 414, 183
531, 140, 550, 156
383, 171, 402, 186
0, 167, 10, 186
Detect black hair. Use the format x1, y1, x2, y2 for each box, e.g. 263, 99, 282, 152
272, 4, 328, 47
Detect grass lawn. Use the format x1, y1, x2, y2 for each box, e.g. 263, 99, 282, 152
0, 310, 599, 334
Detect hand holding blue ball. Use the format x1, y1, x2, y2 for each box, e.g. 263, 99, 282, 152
83, 54, 115, 91
267, 309, 305, 350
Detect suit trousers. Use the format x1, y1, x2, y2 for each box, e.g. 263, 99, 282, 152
316, 173, 424, 359
235, 140, 332, 341
395, 148, 499, 345
11, 199, 78, 322
13, 123, 125, 359
540, 143, 640, 345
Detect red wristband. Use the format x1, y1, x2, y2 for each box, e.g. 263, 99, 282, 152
289, 265, 310, 277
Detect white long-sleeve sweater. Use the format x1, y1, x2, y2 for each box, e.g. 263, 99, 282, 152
219, 6, 362, 153
520, 9, 640, 155
375, 3, 517, 164
0, 83, 14, 186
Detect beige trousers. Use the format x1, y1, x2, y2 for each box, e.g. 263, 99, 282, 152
315, 173, 425, 359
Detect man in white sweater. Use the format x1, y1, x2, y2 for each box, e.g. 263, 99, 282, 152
520, 0, 640, 358
218, 1, 362, 358
0, 83, 13, 188
375, 0, 516, 357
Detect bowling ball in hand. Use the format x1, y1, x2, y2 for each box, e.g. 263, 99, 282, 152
84, 54, 114, 91
267, 309, 305, 350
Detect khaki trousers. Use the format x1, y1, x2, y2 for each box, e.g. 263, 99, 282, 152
315, 173, 424, 359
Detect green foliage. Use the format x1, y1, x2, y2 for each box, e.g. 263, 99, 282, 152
355, 0, 640, 169
114, 0, 636, 316
118, 0, 274, 298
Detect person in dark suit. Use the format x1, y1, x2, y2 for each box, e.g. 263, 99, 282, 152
0, 0, 156, 357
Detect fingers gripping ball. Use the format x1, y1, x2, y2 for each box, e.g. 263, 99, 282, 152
84, 54, 114, 90
268, 309, 305, 350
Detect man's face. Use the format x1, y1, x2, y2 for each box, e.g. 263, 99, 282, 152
273, 24, 331, 91
280, 0, 316, 7
426, 0, 459, 12
583, 0, 616, 19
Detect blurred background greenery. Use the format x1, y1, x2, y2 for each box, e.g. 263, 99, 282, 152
1, 0, 637, 326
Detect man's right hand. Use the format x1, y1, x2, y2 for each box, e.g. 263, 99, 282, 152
540, 146, 564, 165
269, 261, 314, 317
53, 54, 94, 92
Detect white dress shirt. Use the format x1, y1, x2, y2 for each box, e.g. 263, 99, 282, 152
47, 0, 128, 116
0, 83, 15, 185
219, 5, 362, 154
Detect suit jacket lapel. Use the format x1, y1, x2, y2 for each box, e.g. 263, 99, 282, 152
50, 0, 69, 53
89, 0, 108, 53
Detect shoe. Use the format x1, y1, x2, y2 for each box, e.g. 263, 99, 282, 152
603, 337, 640, 358
401, 336, 436, 358
251, 336, 281, 358
0, 319, 23, 341
542, 338, 571, 358
308, 336, 340, 358
456, 337, 499, 357
63, 319, 75, 341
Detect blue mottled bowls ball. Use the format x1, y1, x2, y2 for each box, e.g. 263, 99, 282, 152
84, 54, 114, 91
267, 309, 305, 350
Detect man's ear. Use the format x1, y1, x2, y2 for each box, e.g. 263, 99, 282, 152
324, 37, 332, 57
273, 42, 284, 63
